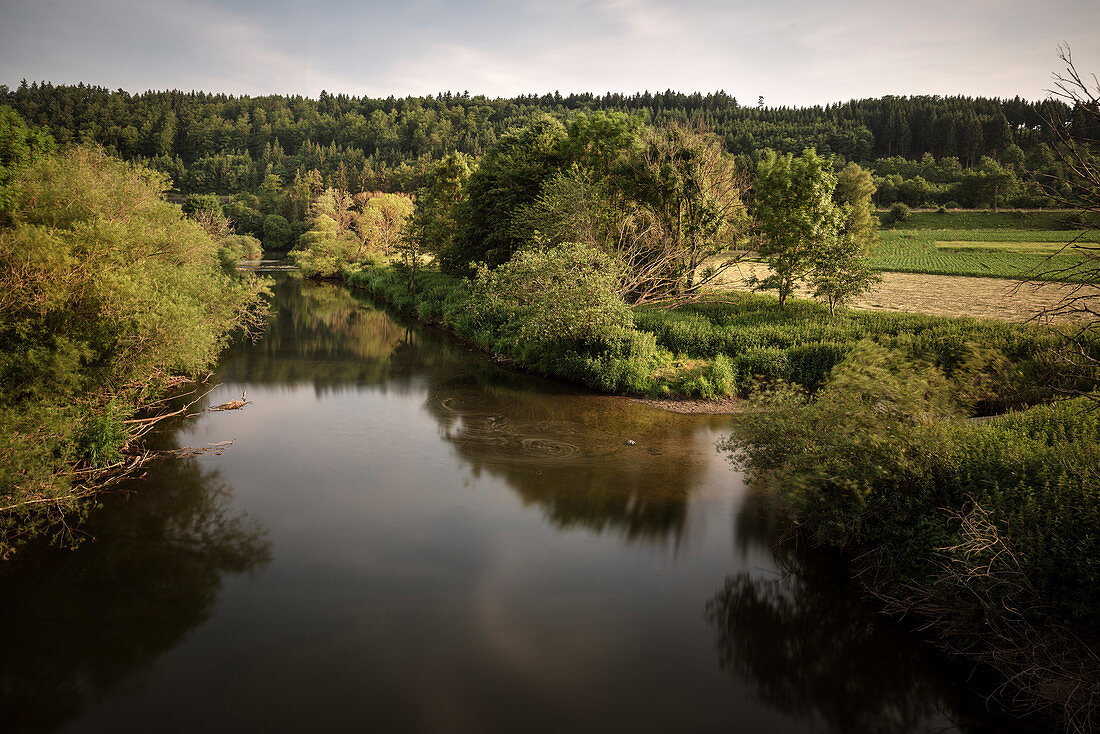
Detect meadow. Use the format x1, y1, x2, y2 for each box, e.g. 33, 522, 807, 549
863, 210, 1096, 281
872, 227, 1092, 280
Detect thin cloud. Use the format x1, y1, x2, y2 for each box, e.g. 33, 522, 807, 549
1, 0, 1098, 104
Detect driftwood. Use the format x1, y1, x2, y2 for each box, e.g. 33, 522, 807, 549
208, 390, 252, 412
164, 440, 235, 457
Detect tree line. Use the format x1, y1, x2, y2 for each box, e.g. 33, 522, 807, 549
2, 81, 1087, 209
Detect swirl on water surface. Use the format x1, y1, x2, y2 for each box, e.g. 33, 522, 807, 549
518, 437, 582, 459
428, 387, 587, 462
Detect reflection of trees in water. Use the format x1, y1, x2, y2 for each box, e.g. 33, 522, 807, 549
216, 277, 448, 390
422, 376, 729, 547
705, 563, 1024, 734
220, 277, 729, 551
0, 455, 271, 734
731, 480, 787, 558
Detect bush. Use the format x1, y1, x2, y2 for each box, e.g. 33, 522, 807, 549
181, 193, 222, 216
466, 245, 633, 353
219, 234, 263, 265
725, 343, 1100, 625
0, 145, 269, 556
887, 202, 911, 225
262, 213, 292, 250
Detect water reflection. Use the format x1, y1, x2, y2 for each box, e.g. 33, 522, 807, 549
216, 278, 432, 390
705, 558, 1032, 733
422, 377, 729, 546
0, 455, 271, 734
229, 277, 729, 549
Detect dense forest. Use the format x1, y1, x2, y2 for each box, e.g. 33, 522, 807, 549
3, 81, 1090, 222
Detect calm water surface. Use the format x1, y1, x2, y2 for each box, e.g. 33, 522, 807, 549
1, 277, 1028, 733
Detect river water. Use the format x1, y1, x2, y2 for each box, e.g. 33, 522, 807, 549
0, 276, 1029, 733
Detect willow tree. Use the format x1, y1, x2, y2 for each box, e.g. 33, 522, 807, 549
516, 120, 751, 306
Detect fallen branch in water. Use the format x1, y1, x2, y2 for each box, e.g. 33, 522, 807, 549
164, 440, 235, 457
209, 390, 252, 412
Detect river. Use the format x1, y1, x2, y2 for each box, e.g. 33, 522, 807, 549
0, 276, 1030, 733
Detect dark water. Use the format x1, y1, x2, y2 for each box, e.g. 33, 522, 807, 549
0, 277, 1028, 733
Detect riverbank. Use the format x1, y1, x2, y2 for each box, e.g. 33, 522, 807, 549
344, 261, 1069, 407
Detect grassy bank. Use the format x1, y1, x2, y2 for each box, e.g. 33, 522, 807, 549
345, 262, 1069, 406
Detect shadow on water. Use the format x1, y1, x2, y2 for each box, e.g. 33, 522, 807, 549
707, 488, 1040, 734
0, 448, 271, 733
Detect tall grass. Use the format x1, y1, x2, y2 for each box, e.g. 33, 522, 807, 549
634, 292, 1064, 399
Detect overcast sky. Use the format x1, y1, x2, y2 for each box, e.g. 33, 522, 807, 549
2, 0, 1097, 106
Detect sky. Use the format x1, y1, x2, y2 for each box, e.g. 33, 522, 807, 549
1, 0, 1098, 107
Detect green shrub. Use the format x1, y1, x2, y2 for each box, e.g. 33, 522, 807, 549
75, 406, 129, 467
726, 343, 1100, 625
887, 202, 911, 225
466, 245, 633, 353
0, 145, 268, 556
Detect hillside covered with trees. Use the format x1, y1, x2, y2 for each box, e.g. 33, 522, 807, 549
3, 82, 1089, 227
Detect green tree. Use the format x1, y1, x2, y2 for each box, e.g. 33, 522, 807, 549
511, 120, 750, 306
400, 153, 472, 292
621, 123, 751, 302
355, 192, 414, 256
406, 152, 471, 254
833, 162, 879, 255
289, 188, 360, 278
807, 232, 881, 316
262, 213, 292, 251
751, 149, 846, 306
442, 114, 566, 273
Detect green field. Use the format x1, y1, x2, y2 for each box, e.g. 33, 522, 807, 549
875, 209, 1100, 230
871, 216, 1096, 281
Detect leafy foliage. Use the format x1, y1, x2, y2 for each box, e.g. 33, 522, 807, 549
751, 148, 869, 308
442, 114, 566, 273
444, 113, 751, 305
0, 136, 268, 556
724, 344, 1100, 626
291, 189, 412, 278
467, 246, 633, 351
